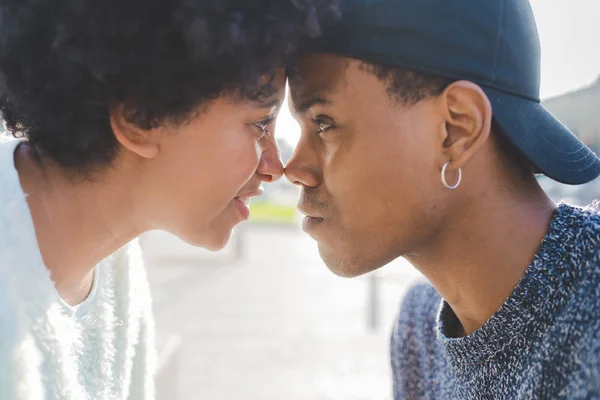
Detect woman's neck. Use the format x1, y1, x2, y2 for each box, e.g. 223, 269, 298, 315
15, 144, 144, 305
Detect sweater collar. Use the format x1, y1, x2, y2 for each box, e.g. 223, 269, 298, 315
437, 203, 591, 365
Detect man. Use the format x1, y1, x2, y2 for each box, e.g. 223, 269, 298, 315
285, 0, 600, 398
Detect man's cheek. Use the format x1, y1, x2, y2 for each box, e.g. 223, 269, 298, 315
332, 177, 369, 216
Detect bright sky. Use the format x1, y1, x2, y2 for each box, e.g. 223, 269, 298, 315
531, 0, 600, 99
277, 1, 600, 145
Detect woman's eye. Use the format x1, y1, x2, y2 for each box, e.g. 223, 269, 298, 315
257, 124, 270, 139
253, 117, 275, 139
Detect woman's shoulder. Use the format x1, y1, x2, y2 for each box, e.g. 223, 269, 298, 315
0, 135, 21, 165
99, 239, 153, 312
0, 137, 26, 211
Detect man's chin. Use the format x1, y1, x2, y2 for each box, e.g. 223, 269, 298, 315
318, 245, 377, 278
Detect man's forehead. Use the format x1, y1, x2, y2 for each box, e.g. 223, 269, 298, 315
289, 54, 351, 103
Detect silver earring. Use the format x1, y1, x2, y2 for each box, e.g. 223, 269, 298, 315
441, 161, 462, 189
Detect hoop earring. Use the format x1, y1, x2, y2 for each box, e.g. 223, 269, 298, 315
441, 162, 462, 189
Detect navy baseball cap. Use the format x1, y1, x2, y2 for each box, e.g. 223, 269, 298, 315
311, 0, 600, 185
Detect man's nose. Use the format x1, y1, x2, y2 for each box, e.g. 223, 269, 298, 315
284, 139, 321, 188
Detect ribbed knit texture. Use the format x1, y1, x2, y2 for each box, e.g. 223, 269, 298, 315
0, 138, 156, 400
391, 203, 600, 399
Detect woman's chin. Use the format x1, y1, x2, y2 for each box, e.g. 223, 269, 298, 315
184, 226, 235, 251
169, 211, 242, 250
201, 235, 232, 251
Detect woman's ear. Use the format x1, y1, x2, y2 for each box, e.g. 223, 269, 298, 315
438, 80, 493, 170
110, 105, 160, 159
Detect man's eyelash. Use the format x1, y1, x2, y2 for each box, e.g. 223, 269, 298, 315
312, 118, 333, 134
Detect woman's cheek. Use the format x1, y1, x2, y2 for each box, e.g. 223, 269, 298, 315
231, 140, 263, 184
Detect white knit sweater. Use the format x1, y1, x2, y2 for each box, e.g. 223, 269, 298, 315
0, 138, 156, 400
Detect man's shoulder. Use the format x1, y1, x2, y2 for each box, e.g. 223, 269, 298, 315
390, 281, 444, 399
561, 203, 600, 269
572, 202, 600, 243
391, 281, 442, 358
397, 281, 441, 327
560, 328, 600, 398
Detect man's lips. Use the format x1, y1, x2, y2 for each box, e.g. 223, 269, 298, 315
301, 214, 324, 233
297, 202, 325, 219
297, 202, 326, 234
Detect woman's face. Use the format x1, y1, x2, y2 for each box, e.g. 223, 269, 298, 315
134, 71, 286, 249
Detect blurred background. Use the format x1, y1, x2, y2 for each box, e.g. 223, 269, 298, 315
146, 1, 600, 396
1, 1, 597, 399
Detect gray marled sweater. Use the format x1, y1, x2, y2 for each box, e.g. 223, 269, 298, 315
391, 204, 600, 400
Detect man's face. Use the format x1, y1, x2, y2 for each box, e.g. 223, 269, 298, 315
286, 54, 449, 277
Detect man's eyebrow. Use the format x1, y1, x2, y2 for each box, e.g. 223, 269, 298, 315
292, 95, 332, 117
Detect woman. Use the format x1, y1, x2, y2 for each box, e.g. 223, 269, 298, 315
0, 0, 339, 399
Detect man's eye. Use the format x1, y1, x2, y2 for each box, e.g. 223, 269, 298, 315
313, 119, 333, 135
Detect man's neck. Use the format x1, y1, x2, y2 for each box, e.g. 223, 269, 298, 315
407, 184, 556, 336
15, 145, 144, 305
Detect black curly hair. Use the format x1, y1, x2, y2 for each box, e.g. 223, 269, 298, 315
0, 0, 339, 171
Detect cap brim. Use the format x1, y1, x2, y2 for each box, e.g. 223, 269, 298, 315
482, 86, 600, 185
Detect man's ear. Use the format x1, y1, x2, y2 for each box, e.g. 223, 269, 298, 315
110, 105, 160, 159
438, 80, 492, 170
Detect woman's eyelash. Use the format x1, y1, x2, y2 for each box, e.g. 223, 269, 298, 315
253, 116, 275, 137
257, 116, 276, 128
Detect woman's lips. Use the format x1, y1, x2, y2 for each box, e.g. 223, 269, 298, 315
232, 197, 251, 220
231, 186, 264, 220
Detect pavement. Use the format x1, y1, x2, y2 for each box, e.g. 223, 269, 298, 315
141, 224, 422, 400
